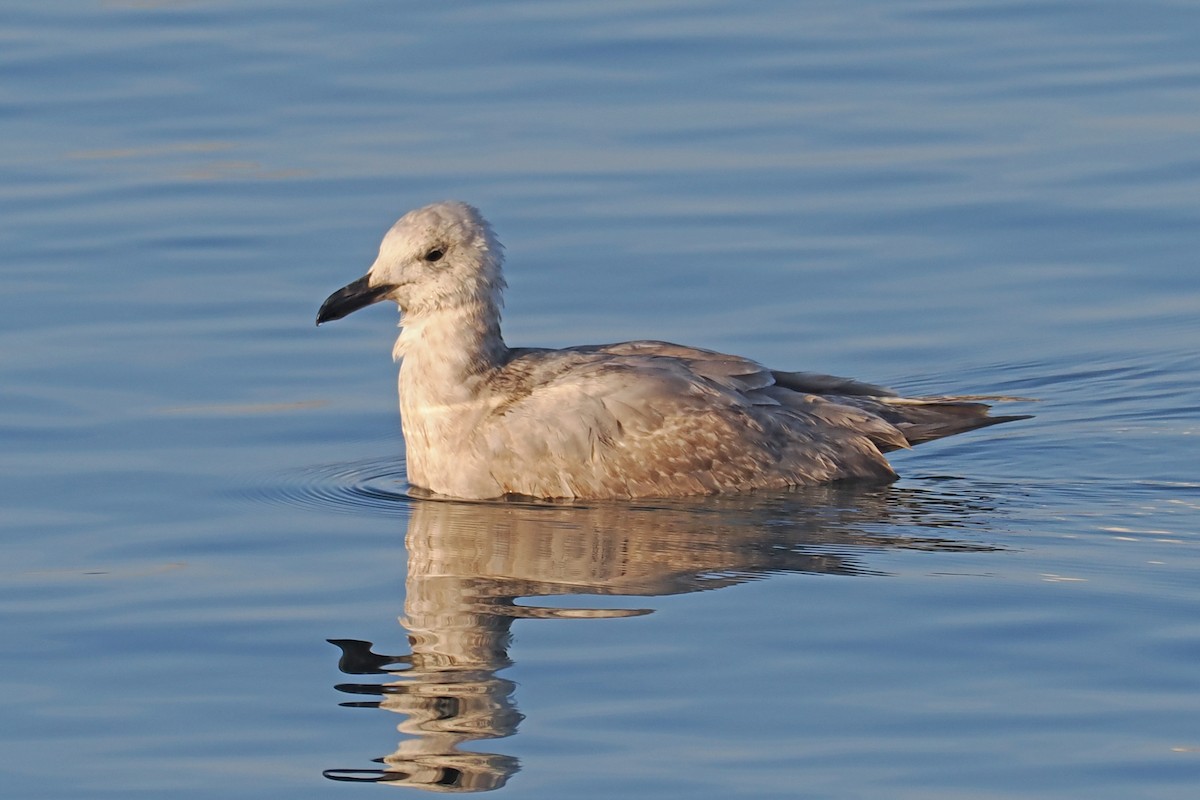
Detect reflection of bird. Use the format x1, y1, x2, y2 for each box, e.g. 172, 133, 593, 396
317, 201, 1028, 500
325, 487, 1003, 792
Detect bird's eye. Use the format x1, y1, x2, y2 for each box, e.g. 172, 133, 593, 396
423, 248, 445, 263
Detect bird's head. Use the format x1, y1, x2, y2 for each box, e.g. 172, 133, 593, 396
317, 201, 505, 324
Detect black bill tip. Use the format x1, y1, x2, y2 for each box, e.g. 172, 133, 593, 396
316, 275, 394, 325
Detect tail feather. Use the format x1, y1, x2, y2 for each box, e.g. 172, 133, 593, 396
770, 369, 1032, 451
812, 395, 1029, 452
871, 397, 1031, 449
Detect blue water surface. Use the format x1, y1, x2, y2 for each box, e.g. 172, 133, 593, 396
2, 1, 1199, 798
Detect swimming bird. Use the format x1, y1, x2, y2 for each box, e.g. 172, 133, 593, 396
317, 201, 1027, 500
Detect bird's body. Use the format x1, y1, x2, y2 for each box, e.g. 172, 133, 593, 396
318, 201, 1026, 500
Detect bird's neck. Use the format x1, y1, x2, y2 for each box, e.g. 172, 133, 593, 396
395, 300, 508, 495
394, 299, 508, 397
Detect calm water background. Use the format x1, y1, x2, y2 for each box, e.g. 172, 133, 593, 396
3, 1, 1199, 797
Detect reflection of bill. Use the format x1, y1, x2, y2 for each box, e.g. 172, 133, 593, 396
324, 485, 1002, 792
324, 633, 521, 792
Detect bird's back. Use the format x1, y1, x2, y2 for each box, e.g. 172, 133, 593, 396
441, 340, 1024, 500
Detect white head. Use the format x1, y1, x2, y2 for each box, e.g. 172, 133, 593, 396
317, 201, 506, 324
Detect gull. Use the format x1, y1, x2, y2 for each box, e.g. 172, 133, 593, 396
317, 201, 1027, 500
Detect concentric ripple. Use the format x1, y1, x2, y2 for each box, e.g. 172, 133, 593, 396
251, 455, 414, 517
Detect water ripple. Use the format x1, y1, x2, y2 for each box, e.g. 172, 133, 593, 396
250, 456, 413, 517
